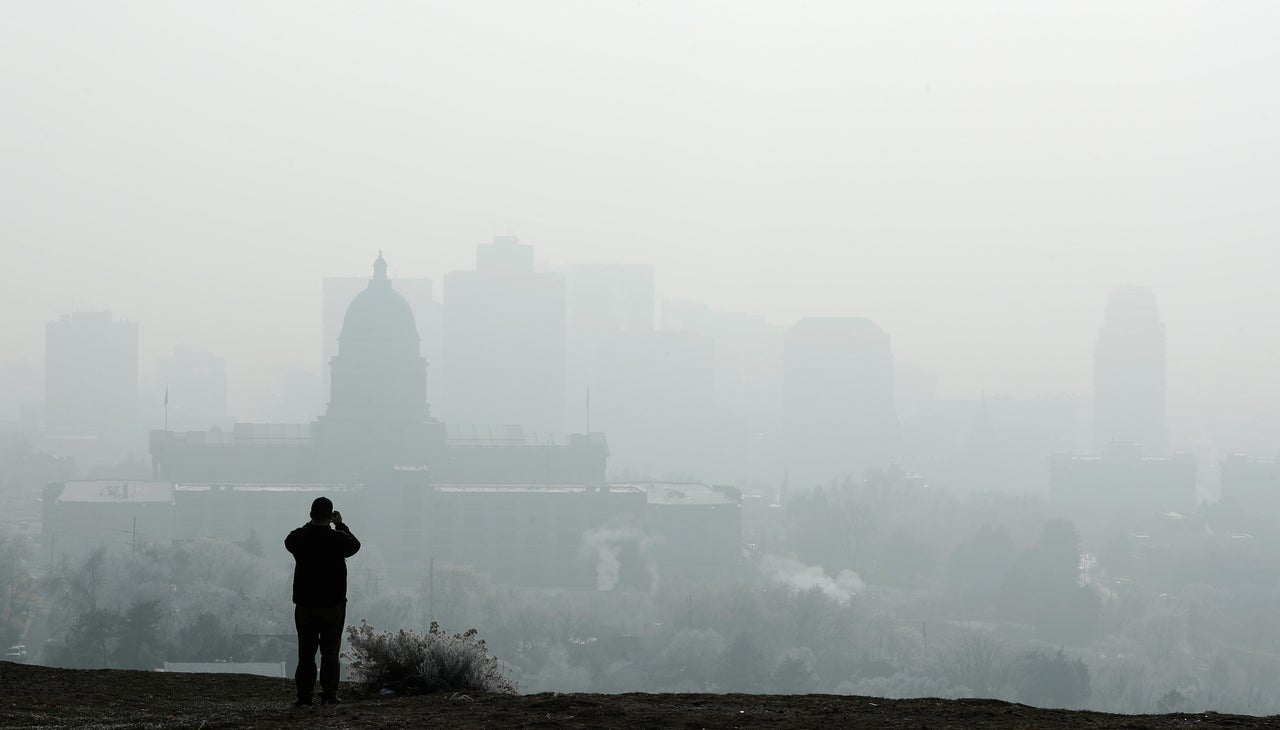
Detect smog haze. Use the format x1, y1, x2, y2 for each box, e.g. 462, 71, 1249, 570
4, 1, 1277, 411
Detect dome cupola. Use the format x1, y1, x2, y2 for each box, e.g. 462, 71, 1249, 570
338, 252, 420, 352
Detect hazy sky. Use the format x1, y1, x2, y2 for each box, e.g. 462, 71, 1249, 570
2, 1, 1277, 408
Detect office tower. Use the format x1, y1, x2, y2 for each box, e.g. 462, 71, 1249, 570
442, 236, 566, 433
45, 311, 138, 438
1093, 286, 1166, 452
783, 317, 897, 484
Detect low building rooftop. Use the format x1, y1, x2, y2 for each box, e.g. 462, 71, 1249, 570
619, 482, 740, 507
445, 424, 605, 448
174, 483, 353, 493
57, 481, 174, 504
151, 423, 314, 446
434, 484, 643, 495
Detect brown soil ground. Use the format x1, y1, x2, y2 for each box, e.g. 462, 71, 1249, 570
2, 661, 1277, 729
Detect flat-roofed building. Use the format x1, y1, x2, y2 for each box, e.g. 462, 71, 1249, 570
436, 424, 607, 486
1220, 454, 1280, 516
426, 484, 646, 589
624, 482, 743, 583
425, 481, 742, 590
43, 472, 744, 592
1050, 443, 1196, 536
172, 483, 356, 546
43, 480, 175, 562
151, 423, 316, 483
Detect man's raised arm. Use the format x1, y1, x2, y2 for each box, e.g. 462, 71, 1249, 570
333, 516, 360, 558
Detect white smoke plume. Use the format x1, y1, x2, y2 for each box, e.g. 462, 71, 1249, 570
761, 555, 864, 606
581, 526, 655, 592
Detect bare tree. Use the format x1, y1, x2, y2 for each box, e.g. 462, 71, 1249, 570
936, 629, 1005, 697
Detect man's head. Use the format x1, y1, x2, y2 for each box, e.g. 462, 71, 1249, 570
310, 497, 334, 522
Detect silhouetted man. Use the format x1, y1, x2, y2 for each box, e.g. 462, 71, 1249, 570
285, 497, 360, 706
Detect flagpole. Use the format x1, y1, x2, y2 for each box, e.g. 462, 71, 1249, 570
164, 385, 169, 431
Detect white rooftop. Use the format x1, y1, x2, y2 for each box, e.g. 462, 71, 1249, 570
620, 482, 739, 507
434, 485, 643, 495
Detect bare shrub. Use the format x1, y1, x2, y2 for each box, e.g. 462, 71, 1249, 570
345, 621, 517, 695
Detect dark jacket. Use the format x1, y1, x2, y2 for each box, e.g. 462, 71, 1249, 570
285, 521, 361, 608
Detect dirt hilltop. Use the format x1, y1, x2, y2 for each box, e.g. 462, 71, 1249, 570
1, 661, 1275, 729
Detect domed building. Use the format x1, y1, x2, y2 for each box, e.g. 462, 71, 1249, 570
150, 253, 605, 486
328, 253, 430, 420
316, 254, 445, 473
123, 253, 744, 592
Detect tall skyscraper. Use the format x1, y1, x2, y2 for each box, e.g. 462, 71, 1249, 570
44, 311, 138, 438
783, 317, 897, 485
1093, 286, 1166, 453
442, 236, 566, 433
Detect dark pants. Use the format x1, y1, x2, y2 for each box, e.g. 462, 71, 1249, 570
294, 603, 345, 699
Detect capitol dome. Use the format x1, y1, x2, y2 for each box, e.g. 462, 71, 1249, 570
323, 252, 432, 431
337, 253, 421, 355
